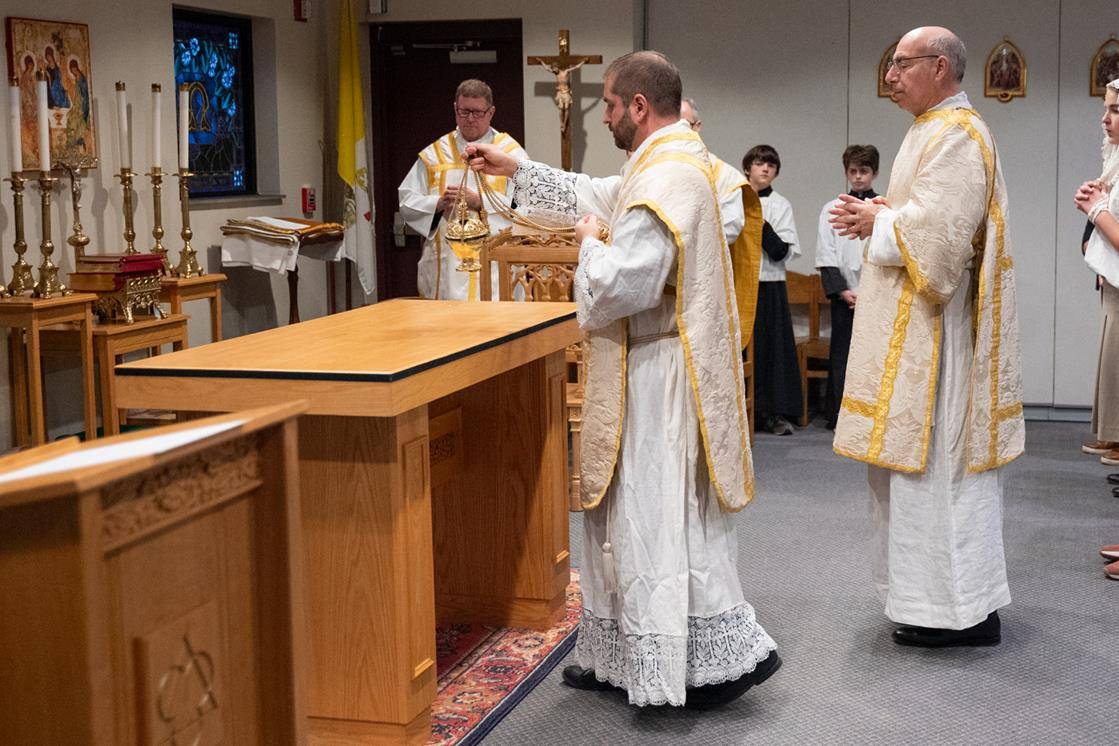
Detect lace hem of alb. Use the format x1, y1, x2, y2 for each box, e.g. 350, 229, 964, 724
575, 602, 777, 707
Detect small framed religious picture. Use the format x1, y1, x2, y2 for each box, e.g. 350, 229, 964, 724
4, 16, 97, 171
1091, 37, 1119, 97
984, 38, 1026, 103
877, 39, 899, 98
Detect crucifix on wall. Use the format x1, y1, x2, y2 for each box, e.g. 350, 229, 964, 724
528, 29, 602, 171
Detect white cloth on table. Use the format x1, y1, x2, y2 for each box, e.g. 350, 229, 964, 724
758, 188, 799, 281
867, 269, 1011, 629
511, 129, 776, 707
221, 233, 343, 274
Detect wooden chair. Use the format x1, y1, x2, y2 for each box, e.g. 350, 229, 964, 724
743, 336, 756, 443
480, 228, 585, 511
785, 272, 830, 426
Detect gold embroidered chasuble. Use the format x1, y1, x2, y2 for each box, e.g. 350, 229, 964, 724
580, 130, 755, 512
834, 105, 1025, 473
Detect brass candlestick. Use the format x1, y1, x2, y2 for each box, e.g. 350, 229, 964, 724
60, 157, 95, 262
5, 173, 29, 295
33, 170, 69, 298
173, 168, 202, 277
117, 167, 138, 255
148, 166, 169, 273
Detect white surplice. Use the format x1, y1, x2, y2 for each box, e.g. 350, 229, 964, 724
815, 198, 866, 292
758, 188, 800, 281
510, 122, 775, 707
861, 92, 1011, 630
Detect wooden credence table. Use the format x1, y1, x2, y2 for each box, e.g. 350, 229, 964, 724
115, 299, 579, 744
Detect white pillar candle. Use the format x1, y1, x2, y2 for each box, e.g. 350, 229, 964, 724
115, 81, 130, 170
177, 84, 189, 170
35, 75, 49, 172
8, 78, 21, 172
150, 83, 161, 170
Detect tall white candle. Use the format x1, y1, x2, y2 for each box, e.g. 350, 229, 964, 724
177, 84, 189, 170
35, 74, 49, 172
8, 77, 21, 172
115, 81, 130, 170
150, 83, 162, 170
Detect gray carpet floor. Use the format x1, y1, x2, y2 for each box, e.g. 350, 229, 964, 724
484, 421, 1119, 745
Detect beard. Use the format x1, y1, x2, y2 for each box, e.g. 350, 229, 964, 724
610, 110, 637, 151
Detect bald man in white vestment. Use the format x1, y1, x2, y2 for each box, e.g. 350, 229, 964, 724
830, 27, 1025, 647
469, 51, 780, 709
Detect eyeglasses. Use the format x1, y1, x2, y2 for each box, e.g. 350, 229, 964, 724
454, 106, 493, 120
886, 54, 940, 71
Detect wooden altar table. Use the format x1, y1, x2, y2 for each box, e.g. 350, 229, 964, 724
114, 299, 579, 744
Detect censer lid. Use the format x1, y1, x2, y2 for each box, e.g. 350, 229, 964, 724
445, 211, 489, 242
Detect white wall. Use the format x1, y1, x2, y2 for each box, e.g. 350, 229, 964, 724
650, 0, 1110, 408
0, 0, 331, 448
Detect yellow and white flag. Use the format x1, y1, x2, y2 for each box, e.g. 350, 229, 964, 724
337, 0, 375, 296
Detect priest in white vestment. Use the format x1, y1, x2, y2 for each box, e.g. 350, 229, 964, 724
469, 51, 779, 708
397, 79, 527, 300
830, 27, 1025, 647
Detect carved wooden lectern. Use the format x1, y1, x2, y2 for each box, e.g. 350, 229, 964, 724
0, 404, 308, 744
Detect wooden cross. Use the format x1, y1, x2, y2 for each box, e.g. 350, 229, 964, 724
528, 29, 602, 170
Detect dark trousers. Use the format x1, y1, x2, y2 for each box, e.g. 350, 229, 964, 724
753, 280, 803, 422
825, 297, 854, 429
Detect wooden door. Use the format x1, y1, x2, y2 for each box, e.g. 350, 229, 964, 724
370, 19, 525, 299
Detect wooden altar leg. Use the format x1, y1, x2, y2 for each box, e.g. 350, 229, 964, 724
429, 350, 569, 630
26, 318, 45, 445
9, 328, 30, 447
298, 408, 435, 745
287, 266, 300, 325
326, 262, 336, 315
210, 286, 223, 341
79, 308, 96, 441
345, 260, 353, 310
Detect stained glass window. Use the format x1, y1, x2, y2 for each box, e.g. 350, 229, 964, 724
172, 8, 255, 197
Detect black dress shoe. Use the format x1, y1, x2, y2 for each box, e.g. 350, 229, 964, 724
1112, 486, 1119, 498
892, 611, 1001, 648
1107, 473, 1119, 485
561, 665, 620, 692
684, 650, 782, 710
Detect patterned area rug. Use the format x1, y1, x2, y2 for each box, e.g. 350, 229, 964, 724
428, 572, 581, 745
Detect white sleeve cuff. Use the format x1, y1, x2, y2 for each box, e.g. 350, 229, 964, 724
865, 208, 905, 267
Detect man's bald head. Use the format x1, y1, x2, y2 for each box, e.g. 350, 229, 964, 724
886, 26, 966, 115
907, 26, 967, 82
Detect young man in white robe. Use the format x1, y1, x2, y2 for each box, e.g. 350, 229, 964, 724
830, 26, 1025, 647
396, 78, 527, 300
468, 51, 779, 709
815, 144, 879, 429
745, 145, 803, 435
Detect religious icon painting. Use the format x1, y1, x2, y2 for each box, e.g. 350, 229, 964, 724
984, 38, 1026, 103
1091, 37, 1119, 97
4, 16, 96, 171
877, 39, 898, 98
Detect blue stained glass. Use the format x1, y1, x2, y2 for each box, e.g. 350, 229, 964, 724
172, 10, 255, 196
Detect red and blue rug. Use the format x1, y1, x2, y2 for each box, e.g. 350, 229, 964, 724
428, 572, 581, 745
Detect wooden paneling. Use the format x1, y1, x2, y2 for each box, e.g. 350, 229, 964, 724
430, 350, 569, 629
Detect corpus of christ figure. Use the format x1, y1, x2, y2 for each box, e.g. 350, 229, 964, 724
527, 29, 602, 170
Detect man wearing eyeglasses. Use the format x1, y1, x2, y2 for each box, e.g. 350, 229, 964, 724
829, 27, 1024, 648
397, 78, 527, 299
